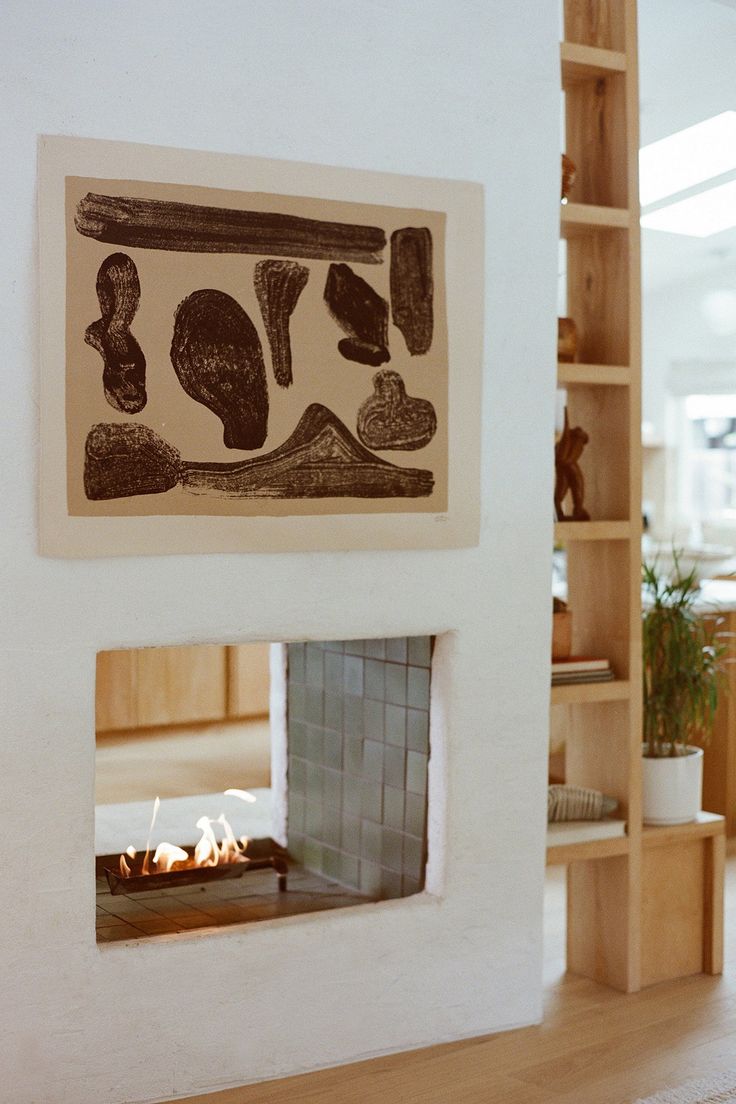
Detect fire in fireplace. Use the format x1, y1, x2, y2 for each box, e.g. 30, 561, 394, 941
106, 791, 288, 896
95, 636, 433, 943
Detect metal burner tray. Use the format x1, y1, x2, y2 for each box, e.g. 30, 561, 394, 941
105, 853, 288, 895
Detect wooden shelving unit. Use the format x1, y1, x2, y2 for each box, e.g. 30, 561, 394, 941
560, 42, 626, 86
550, 679, 631, 706
547, 831, 630, 867
560, 203, 630, 235
549, 0, 725, 993
558, 362, 631, 387
640, 814, 725, 985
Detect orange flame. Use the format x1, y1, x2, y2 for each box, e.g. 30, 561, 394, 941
117, 793, 252, 878
214, 813, 248, 865
193, 815, 220, 867
152, 842, 189, 873
224, 788, 256, 803
141, 796, 160, 876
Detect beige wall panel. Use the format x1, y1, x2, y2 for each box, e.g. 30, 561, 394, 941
227, 644, 271, 718
95, 649, 137, 732
135, 645, 228, 728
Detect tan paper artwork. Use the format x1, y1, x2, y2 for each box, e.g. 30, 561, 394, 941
39, 137, 484, 556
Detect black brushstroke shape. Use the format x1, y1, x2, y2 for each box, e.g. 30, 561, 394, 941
324, 263, 390, 366
75, 193, 386, 264
357, 370, 437, 451
84, 253, 147, 414
84, 423, 182, 500
83, 406, 433, 501
390, 227, 433, 355
183, 404, 432, 497
170, 289, 269, 450
254, 259, 309, 388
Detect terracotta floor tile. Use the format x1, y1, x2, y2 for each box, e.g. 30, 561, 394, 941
128, 916, 181, 935
97, 924, 137, 942
95, 861, 371, 943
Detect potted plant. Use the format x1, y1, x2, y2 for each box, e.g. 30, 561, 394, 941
642, 555, 727, 825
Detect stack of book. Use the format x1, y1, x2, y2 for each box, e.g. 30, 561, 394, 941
552, 655, 613, 685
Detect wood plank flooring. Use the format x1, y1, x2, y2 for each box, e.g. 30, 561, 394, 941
167, 851, 736, 1104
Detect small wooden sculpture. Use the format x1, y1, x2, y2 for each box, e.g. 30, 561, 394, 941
555, 407, 590, 521
561, 153, 576, 202
557, 317, 578, 363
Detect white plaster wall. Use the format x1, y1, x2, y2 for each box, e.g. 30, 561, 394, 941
0, 3, 559, 1102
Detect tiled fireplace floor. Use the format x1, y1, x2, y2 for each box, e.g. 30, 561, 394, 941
96, 862, 375, 942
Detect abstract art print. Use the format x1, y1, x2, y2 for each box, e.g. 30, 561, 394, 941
39, 137, 483, 556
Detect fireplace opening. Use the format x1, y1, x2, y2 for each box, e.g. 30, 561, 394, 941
95, 637, 433, 943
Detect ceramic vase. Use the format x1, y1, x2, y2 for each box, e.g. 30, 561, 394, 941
642, 745, 703, 825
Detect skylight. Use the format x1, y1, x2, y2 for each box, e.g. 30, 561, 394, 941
639, 111, 736, 207
640, 178, 736, 238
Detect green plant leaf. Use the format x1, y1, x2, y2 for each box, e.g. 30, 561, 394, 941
642, 551, 728, 758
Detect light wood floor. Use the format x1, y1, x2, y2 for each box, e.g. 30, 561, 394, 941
95, 719, 271, 805
169, 851, 736, 1104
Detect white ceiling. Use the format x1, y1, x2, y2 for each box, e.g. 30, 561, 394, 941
639, 0, 736, 290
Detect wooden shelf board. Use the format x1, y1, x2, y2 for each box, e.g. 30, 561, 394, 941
558, 363, 631, 387
643, 811, 725, 850
560, 41, 627, 88
561, 202, 630, 237
554, 520, 632, 542
551, 679, 630, 705
547, 830, 630, 866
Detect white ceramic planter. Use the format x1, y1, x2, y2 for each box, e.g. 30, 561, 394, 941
642, 745, 704, 826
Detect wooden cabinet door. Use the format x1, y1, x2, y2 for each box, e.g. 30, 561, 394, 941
227, 643, 271, 718
96, 649, 137, 732
96, 643, 269, 731
97, 645, 228, 731
135, 645, 228, 727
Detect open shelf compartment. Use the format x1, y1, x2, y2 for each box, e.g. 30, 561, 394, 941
561, 42, 626, 87
558, 363, 631, 387
546, 822, 629, 865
